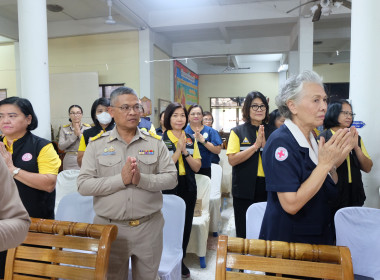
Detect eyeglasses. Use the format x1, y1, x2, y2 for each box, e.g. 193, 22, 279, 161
340, 111, 355, 117
190, 112, 202, 116
69, 112, 82, 116
113, 104, 143, 113
203, 118, 213, 122
250, 104, 266, 111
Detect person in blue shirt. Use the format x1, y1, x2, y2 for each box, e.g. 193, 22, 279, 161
259, 70, 355, 245
203, 111, 223, 164
155, 111, 166, 136
185, 105, 222, 178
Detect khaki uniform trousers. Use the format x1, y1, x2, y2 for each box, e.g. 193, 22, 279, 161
94, 211, 164, 280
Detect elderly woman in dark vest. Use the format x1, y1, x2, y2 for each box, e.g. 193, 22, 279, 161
260, 71, 355, 245
319, 100, 372, 216
161, 102, 201, 278
0, 97, 61, 277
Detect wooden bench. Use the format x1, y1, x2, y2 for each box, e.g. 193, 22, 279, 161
5, 218, 118, 280
215, 235, 354, 280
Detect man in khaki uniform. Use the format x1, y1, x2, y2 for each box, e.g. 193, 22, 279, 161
0, 156, 30, 252
77, 87, 177, 280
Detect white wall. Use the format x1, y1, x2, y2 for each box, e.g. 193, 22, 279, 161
199, 72, 279, 112
49, 72, 99, 139
153, 47, 171, 127
0, 44, 17, 97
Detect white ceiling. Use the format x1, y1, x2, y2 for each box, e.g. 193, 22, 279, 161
0, 0, 351, 74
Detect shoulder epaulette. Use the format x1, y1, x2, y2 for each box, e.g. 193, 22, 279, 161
83, 123, 91, 127
148, 130, 162, 140
63, 124, 70, 128
89, 130, 107, 142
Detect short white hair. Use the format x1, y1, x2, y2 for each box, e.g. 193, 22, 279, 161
275, 70, 323, 119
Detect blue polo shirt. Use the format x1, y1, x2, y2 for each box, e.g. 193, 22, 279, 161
185, 124, 223, 169
259, 119, 337, 245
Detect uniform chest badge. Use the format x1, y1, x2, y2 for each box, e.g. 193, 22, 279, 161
102, 146, 116, 156
186, 137, 193, 146
275, 147, 288, 161
22, 153, 33, 161
241, 137, 251, 145
65, 131, 73, 135
202, 132, 209, 139
139, 150, 154, 155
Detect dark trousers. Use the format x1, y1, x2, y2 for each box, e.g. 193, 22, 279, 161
0, 250, 6, 278
163, 175, 197, 258
197, 167, 211, 178
233, 176, 267, 239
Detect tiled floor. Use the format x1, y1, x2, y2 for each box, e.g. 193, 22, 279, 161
183, 196, 235, 279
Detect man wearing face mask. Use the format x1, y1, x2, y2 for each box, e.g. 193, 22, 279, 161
77, 98, 115, 167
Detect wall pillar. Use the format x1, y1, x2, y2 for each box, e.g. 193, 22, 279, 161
350, 0, 380, 208
139, 28, 155, 123
18, 0, 51, 139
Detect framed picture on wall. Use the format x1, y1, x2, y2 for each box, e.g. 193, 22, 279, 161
140, 96, 152, 117
99, 83, 124, 98
158, 99, 171, 114
0, 89, 7, 101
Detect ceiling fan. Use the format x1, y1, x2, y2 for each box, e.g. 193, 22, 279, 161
286, 0, 351, 22
223, 55, 250, 72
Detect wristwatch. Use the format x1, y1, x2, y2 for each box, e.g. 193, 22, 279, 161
202, 139, 208, 145
182, 152, 190, 158
12, 168, 21, 177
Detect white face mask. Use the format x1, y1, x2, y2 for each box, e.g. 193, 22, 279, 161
96, 112, 112, 125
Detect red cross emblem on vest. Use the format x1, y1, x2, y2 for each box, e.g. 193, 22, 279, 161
275, 147, 288, 161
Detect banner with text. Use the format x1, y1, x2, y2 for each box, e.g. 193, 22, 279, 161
174, 60, 199, 109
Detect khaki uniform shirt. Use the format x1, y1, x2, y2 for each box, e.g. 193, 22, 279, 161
77, 127, 177, 220
58, 123, 91, 153
0, 157, 30, 251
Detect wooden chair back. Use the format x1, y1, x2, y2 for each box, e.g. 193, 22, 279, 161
215, 235, 354, 280
5, 218, 118, 280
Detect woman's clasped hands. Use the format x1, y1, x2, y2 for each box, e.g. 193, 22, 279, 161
318, 127, 357, 171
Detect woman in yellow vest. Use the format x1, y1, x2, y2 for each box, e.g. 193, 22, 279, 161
319, 100, 372, 215
161, 102, 201, 278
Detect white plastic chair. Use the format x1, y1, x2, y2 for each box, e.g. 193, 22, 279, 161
335, 207, 380, 280
186, 174, 211, 268
54, 169, 80, 215
127, 195, 186, 280
56, 192, 95, 223
209, 163, 222, 236
158, 195, 186, 280
219, 150, 232, 195
246, 202, 267, 239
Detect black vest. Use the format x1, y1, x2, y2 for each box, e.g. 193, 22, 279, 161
162, 131, 197, 193
1, 132, 55, 219
231, 122, 273, 199
318, 129, 366, 212
83, 122, 115, 146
